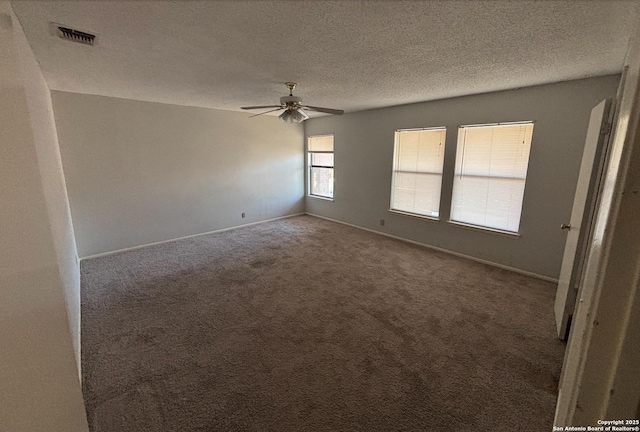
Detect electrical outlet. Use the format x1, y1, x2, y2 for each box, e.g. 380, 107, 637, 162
242, 212, 246, 218
380, 219, 385, 226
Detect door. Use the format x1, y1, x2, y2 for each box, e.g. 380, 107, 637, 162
554, 99, 612, 340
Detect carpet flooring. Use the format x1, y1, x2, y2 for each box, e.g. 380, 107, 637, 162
81, 215, 565, 432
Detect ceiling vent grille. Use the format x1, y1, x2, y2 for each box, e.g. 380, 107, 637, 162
56, 26, 95, 45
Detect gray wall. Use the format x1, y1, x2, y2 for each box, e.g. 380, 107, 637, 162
0, 3, 88, 431
52, 92, 305, 257
304, 75, 620, 280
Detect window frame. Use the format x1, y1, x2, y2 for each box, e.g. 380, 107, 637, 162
389, 126, 447, 221
307, 134, 335, 200
447, 120, 535, 236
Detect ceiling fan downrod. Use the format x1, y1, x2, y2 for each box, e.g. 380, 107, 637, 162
285, 82, 296, 96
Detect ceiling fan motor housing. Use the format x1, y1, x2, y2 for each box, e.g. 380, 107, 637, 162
280, 95, 302, 107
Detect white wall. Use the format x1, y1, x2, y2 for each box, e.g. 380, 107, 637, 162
12, 1, 81, 370
305, 75, 620, 280
0, 3, 88, 431
51, 92, 305, 257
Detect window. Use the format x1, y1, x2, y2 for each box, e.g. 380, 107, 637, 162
450, 122, 534, 233
308, 135, 334, 199
390, 127, 446, 218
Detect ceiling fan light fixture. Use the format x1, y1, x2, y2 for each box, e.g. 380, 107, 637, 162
289, 109, 308, 123
279, 109, 292, 123
278, 108, 307, 124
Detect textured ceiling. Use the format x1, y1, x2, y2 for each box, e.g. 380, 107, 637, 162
11, 1, 639, 115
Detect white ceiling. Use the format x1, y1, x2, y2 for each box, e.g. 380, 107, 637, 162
11, 1, 640, 115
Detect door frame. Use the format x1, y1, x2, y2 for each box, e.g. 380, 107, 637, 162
555, 33, 640, 423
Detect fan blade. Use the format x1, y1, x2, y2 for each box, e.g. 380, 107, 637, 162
249, 107, 283, 118
241, 105, 282, 110
302, 105, 344, 115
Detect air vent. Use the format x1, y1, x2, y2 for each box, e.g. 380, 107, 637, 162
56, 26, 95, 45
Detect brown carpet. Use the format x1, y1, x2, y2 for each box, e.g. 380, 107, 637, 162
81, 215, 565, 432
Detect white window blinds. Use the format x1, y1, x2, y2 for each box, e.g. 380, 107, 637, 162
308, 135, 334, 152
308, 135, 334, 199
450, 122, 534, 233
390, 128, 446, 218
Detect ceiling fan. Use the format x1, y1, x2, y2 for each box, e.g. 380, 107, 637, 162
241, 82, 344, 123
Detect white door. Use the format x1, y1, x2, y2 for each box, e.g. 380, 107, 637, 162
554, 99, 612, 340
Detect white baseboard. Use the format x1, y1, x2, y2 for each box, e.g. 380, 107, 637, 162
82, 211, 559, 284
305, 212, 559, 284
81, 213, 305, 261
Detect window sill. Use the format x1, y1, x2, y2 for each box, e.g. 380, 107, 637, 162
388, 209, 439, 222
447, 220, 521, 238
307, 194, 334, 202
